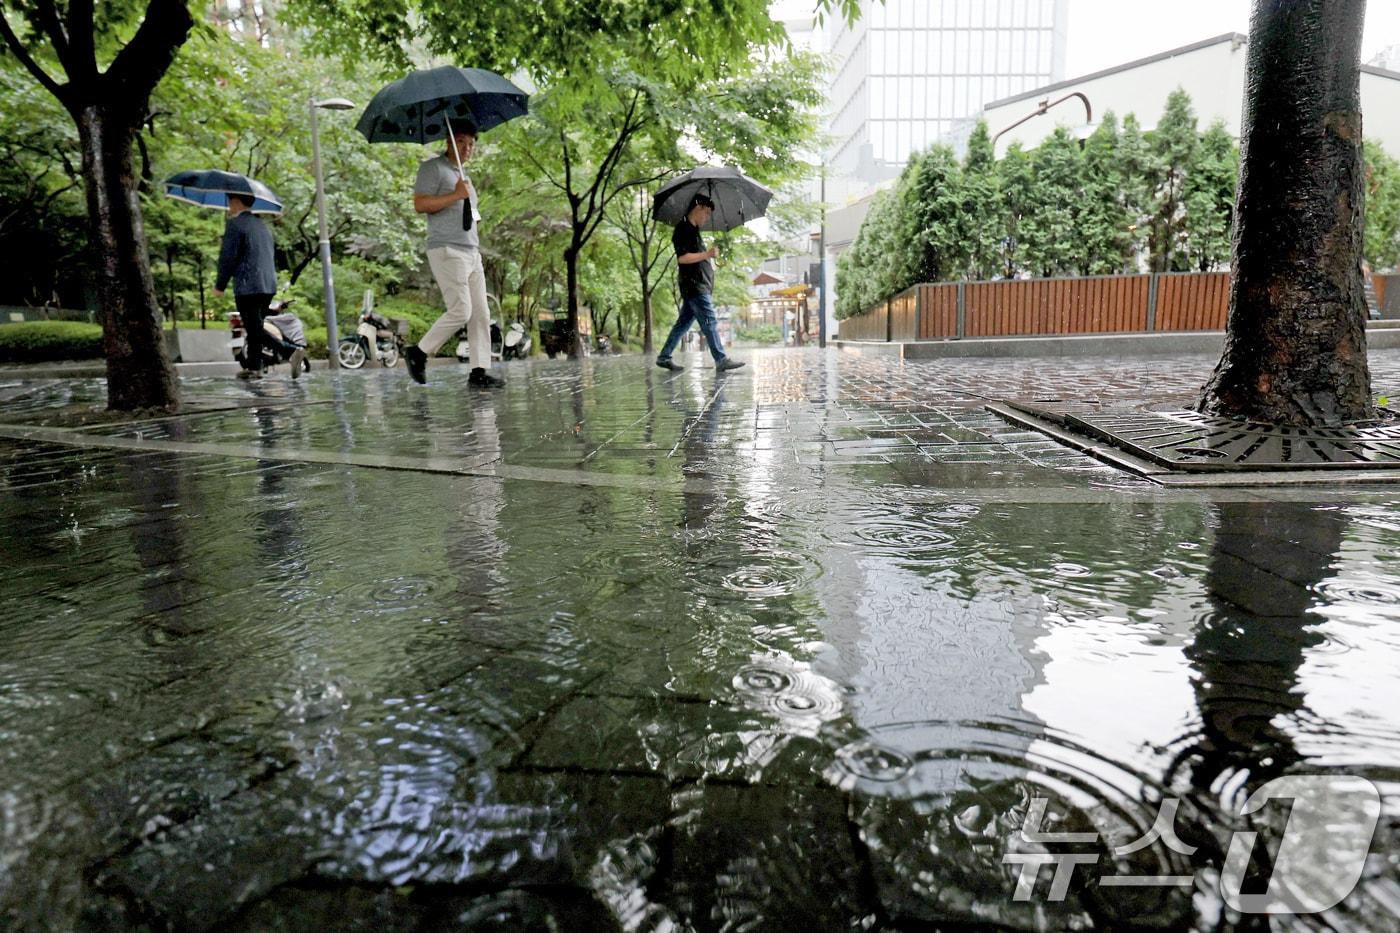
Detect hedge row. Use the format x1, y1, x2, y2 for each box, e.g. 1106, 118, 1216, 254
0, 322, 104, 363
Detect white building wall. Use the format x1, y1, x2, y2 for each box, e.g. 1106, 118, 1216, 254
982, 34, 1400, 159
1361, 68, 1400, 156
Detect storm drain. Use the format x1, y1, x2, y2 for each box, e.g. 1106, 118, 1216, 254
989, 400, 1400, 485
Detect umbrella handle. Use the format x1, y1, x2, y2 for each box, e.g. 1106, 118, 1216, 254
445, 115, 466, 181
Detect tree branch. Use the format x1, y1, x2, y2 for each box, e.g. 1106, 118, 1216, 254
518, 143, 567, 193
105, 0, 195, 115
66, 0, 97, 82
31, 0, 74, 75
0, 11, 67, 101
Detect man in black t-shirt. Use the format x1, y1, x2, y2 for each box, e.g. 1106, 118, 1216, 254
656, 194, 744, 372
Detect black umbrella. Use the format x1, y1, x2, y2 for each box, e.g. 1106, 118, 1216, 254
652, 166, 773, 231
356, 66, 529, 148
164, 169, 283, 214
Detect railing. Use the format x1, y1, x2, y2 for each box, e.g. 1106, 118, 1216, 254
832, 270, 1400, 340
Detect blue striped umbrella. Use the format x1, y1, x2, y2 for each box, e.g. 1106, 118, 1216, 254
163, 169, 284, 215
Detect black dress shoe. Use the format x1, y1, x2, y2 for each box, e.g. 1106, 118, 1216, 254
406, 346, 427, 384
469, 367, 505, 388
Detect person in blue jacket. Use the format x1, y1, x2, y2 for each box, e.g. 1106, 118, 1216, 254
214, 193, 278, 379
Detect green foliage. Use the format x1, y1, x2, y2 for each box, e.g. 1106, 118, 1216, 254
736, 324, 783, 344
1147, 88, 1199, 272
0, 321, 104, 362
960, 121, 1002, 281
1021, 128, 1082, 277
1078, 113, 1136, 274
1365, 140, 1400, 272
283, 0, 860, 80
834, 188, 898, 319
897, 146, 968, 287
836, 91, 1252, 317
996, 144, 1037, 279
0, 58, 88, 307
1116, 114, 1158, 264
1183, 121, 1238, 271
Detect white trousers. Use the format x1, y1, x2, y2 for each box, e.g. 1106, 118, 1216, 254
421, 246, 491, 369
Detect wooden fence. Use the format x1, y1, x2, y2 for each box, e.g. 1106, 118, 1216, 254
838, 271, 1400, 341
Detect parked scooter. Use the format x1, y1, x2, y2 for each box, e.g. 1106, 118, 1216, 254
339, 309, 406, 369
502, 321, 532, 360
228, 298, 311, 375
456, 319, 503, 363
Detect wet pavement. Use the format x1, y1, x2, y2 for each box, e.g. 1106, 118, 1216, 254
2, 348, 1400, 931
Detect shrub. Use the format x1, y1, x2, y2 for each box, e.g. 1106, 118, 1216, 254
736, 324, 783, 345
0, 321, 104, 362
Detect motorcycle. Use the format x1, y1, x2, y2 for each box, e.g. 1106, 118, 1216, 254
456, 319, 503, 363
338, 309, 406, 369
502, 321, 532, 360
228, 298, 311, 375
454, 293, 507, 363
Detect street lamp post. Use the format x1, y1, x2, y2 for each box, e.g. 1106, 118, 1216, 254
991, 92, 1093, 150
818, 164, 827, 349
310, 97, 355, 368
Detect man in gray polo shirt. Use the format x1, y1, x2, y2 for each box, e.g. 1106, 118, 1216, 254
405, 124, 504, 387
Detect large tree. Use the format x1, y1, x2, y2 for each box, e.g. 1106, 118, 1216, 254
1199, 0, 1372, 425
2, 0, 195, 410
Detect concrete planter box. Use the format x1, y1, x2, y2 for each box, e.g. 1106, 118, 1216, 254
165, 328, 231, 363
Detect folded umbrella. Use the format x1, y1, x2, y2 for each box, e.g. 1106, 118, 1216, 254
163, 169, 284, 215
652, 166, 773, 232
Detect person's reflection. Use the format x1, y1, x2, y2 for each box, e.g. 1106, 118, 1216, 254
444, 394, 507, 646
673, 375, 727, 532
1173, 500, 1338, 804
122, 451, 203, 644
251, 407, 309, 589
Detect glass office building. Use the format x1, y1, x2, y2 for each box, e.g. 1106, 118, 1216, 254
824, 0, 1068, 184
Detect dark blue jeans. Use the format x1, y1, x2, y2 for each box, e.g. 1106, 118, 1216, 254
658, 292, 726, 363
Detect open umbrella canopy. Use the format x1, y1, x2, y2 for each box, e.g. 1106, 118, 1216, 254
356, 66, 529, 145
164, 170, 284, 214
652, 166, 773, 232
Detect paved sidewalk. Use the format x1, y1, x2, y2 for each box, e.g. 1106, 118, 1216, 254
2, 348, 1399, 930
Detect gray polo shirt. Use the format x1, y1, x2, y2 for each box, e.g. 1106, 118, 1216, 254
414, 155, 479, 252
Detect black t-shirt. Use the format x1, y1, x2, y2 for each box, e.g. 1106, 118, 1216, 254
673, 221, 714, 298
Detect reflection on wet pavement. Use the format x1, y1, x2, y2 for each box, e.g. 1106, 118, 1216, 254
3, 348, 1400, 930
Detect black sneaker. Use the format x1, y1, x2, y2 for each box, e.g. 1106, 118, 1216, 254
405, 345, 427, 384
715, 357, 745, 372
469, 367, 505, 388
656, 357, 684, 372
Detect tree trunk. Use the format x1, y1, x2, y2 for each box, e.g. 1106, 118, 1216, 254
1198, 0, 1371, 426
564, 244, 585, 358
643, 289, 654, 355
77, 104, 180, 412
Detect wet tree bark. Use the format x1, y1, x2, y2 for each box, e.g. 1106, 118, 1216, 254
564, 245, 586, 358
0, 0, 193, 412
642, 289, 654, 355
1198, 0, 1372, 426
78, 102, 182, 410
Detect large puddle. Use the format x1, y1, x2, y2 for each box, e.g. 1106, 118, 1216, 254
2, 350, 1399, 929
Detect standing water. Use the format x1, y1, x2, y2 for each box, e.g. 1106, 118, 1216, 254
0, 349, 1397, 930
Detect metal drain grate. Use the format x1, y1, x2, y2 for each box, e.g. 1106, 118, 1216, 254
1001, 402, 1400, 472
